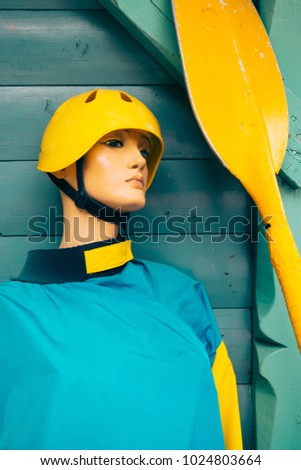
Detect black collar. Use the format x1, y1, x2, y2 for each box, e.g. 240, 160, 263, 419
14, 235, 134, 284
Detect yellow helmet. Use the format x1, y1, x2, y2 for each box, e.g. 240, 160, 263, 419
38, 89, 164, 189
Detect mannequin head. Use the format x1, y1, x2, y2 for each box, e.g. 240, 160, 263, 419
37, 89, 164, 246
38, 89, 164, 186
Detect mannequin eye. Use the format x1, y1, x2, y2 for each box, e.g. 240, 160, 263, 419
140, 149, 150, 159
104, 139, 123, 148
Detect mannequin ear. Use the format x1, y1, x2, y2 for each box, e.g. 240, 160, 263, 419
51, 168, 67, 179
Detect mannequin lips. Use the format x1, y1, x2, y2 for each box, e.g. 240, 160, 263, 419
126, 175, 145, 189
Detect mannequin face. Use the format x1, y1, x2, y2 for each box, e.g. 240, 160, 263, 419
82, 129, 150, 212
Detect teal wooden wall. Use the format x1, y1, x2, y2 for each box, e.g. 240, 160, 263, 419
0, 1, 252, 448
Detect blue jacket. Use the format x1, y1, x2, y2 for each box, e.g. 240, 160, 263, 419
0, 237, 242, 450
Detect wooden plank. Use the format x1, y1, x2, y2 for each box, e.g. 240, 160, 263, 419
0, 234, 251, 309
0, 0, 102, 8
133, 236, 252, 309
259, 1, 301, 188
277, 177, 301, 236
0, 11, 174, 85
0, 161, 252, 236
260, 0, 301, 99
144, 161, 252, 235
215, 309, 251, 384
237, 385, 253, 450
0, 86, 215, 162
279, 87, 301, 189
100, 0, 183, 84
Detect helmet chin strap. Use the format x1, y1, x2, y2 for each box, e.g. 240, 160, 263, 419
48, 157, 129, 234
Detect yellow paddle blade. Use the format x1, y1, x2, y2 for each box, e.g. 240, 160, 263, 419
172, 0, 288, 176
172, 0, 301, 353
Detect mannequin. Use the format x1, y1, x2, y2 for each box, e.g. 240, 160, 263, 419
0, 90, 242, 450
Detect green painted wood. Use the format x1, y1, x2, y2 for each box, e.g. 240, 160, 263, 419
0, 10, 174, 85
0, 160, 251, 236
215, 309, 251, 384
253, 180, 301, 449
145, 161, 252, 236
133, 236, 252, 309
0, 0, 101, 8
238, 385, 253, 450
260, 0, 301, 99
0, 86, 215, 162
277, 177, 301, 235
99, 0, 183, 84
259, 0, 301, 188
279, 87, 301, 189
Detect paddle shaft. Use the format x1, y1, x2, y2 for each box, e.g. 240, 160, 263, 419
268, 219, 301, 336
253, 172, 301, 351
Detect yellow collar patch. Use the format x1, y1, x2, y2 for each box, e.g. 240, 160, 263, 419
83, 239, 134, 275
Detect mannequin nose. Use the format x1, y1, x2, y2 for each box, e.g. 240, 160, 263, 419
128, 151, 147, 171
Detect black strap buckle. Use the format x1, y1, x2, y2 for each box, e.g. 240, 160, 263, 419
75, 189, 89, 209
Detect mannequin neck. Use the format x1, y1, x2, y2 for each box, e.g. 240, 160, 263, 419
59, 191, 119, 248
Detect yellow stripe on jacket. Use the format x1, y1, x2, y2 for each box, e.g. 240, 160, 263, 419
212, 340, 243, 450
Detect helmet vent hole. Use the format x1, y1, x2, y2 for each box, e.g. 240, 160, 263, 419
120, 92, 132, 103
85, 90, 98, 103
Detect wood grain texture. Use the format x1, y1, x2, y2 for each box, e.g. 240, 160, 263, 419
237, 385, 252, 450
133, 235, 252, 309
279, 87, 301, 188
0, 10, 173, 85
0, 0, 102, 8
215, 309, 251, 384
258, 1, 301, 189
0, 86, 216, 161
100, 0, 183, 83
